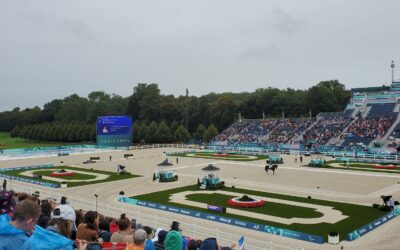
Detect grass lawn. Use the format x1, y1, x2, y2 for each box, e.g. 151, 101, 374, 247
322, 160, 400, 174
3, 166, 141, 187
186, 193, 323, 219
0, 132, 75, 149
175, 152, 268, 161
133, 185, 387, 241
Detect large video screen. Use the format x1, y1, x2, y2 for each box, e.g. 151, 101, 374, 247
96, 116, 133, 147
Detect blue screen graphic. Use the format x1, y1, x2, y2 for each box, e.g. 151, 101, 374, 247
97, 116, 133, 147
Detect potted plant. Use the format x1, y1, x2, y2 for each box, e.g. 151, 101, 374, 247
328, 231, 339, 244
61, 181, 68, 189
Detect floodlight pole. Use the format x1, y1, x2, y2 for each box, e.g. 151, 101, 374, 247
391, 60, 395, 83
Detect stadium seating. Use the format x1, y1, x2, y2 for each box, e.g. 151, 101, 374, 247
303, 113, 352, 146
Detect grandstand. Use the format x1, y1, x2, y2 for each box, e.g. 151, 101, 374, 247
212, 81, 400, 152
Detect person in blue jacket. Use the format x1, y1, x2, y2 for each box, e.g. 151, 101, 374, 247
0, 200, 41, 250
21, 224, 74, 250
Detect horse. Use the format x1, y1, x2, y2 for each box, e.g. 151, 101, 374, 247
265, 164, 278, 175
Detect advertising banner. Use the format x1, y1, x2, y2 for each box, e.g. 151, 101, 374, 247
120, 198, 324, 244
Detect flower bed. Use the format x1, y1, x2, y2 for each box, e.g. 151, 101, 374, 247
373, 164, 398, 169
50, 170, 76, 177
213, 153, 229, 157
227, 196, 266, 208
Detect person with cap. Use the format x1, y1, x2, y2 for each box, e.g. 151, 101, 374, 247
51, 197, 76, 238
154, 230, 167, 250
0, 199, 41, 250
127, 228, 148, 250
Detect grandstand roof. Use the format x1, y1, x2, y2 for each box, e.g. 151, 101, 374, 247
351, 86, 390, 93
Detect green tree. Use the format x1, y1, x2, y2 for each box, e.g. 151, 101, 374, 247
145, 121, 158, 143
174, 125, 191, 143
204, 124, 218, 142
156, 121, 172, 143
194, 124, 206, 142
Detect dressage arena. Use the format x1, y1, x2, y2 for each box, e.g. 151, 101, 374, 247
1, 147, 400, 250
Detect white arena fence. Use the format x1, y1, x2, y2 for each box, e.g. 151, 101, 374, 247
129, 143, 400, 162
9, 183, 304, 250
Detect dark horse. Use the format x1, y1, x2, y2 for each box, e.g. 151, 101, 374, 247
265, 164, 278, 175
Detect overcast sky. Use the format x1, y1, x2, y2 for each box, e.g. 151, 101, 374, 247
1, 0, 400, 111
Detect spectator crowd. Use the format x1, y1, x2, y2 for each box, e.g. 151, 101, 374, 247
0, 189, 239, 250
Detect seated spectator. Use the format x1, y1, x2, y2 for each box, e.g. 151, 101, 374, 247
76, 210, 101, 243
47, 218, 71, 238
143, 226, 155, 250
0, 200, 40, 250
154, 230, 167, 250
199, 238, 219, 250
98, 219, 112, 242
112, 213, 132, 242
127, 228, 147, 250
0, 190, 15, 217
164, 230, 182, 250
187, 239, 197, 250
21, 221, 73, 250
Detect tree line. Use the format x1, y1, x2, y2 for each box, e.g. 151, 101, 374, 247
1, 80, 351, 143
11, 121, 219, 144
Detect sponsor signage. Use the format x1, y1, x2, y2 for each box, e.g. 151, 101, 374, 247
347, 208, 400, 241
120, 199, 324, 244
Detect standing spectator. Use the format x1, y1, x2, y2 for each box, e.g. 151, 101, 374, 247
176, 157, 179, 165
109, 155, 112, 162
0, 200, 40, 250
2, 179, 6, 190
300, 156, 303, 163
112, 214, 132, 242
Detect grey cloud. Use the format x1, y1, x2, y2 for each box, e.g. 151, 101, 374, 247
236, 44, 280, 61
272, 8, 305, 34
21, 11, 96, 41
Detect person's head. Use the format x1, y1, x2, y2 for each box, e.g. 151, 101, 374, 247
60, 196, 67, 205
117, 213, 130, 231
11, 199, 41, 231
133, 229, 147, 246
130, 218, 137, 230
17, 192, 28, 202
188, 239, 197, 250
171, 220, 180, 231
37, 214, 50, 228
48, 218, 71, 238
165, 230, 183, 250
157, 230, 167, 243
84, 210, 99, 230
143, 226, 154, 239
199, 238, 218, 250
75, 209, 84, 227
40, 200, 52, 216
98, 219, 110, 231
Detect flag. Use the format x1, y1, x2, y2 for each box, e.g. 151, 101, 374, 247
238, 236, 245, 250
